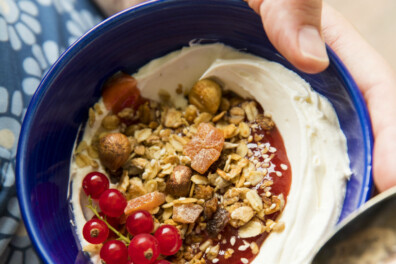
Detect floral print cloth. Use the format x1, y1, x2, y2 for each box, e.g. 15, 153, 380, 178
0, 0, 103, 262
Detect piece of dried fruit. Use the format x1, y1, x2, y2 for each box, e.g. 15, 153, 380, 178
124, 191, 166, 216
102, 72, 141, 114
183, 123, 225, 174
165, 165, 192, 197
194, 185, 214, 200
98, 133, 131, 171
172, 204, 203, 224
203, 196, 218, 219
189, 79, 222, 114
206, 207, 230, 237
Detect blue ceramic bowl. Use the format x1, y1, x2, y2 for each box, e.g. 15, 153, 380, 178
16, 0, 373, 263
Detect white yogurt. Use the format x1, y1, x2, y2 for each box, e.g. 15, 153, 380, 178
70, 43, 351, 264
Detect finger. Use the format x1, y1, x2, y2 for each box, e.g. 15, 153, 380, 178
246, 0, 329, 73
322, 3, 396, 192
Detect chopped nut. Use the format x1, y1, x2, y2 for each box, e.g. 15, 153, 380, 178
189, 79, 222, 114
173, 204, 203, 224
166, 165, 192, 197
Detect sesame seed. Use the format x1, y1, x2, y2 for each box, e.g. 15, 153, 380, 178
222, 239, 227, 244
275, 171, 283, 177
230, 236, 236, 246
238, 244, 249, 251
213, 258, 219, 263
241, 258, 249, 264
264, 158, 271, 163
269, 146, 277, 153
280, 164, 288, 170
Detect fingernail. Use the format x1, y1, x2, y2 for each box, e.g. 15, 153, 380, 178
298, 25, 328, 63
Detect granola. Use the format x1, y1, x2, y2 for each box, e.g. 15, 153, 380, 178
74, 74, 291, 264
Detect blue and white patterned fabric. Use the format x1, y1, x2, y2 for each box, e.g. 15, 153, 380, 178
0, 0, 103, 262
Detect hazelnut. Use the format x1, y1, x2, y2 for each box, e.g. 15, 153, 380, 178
189, 79, 222, 114
98, 133, 131, 171
165, 165, 192, 197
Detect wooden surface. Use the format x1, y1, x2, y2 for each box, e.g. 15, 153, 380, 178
327, 0, 396, 70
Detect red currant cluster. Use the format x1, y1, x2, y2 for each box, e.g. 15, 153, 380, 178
81, 171, 182, 264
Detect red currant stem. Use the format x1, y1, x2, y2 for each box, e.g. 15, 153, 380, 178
87, 196, 130, 244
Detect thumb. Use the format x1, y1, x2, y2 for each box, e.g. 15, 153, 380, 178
247, 0, 329, 74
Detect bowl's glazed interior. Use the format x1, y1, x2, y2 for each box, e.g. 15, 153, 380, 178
16, 0, 373, 263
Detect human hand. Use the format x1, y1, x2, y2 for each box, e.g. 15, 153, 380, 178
247, 0, 396, 192
93, 0, 148, 17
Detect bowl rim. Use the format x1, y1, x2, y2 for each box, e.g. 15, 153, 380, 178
15, 0, 373, 263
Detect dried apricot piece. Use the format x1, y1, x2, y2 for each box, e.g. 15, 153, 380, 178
173, 204, 203, 224
184, 123, 224, 174
191, 148, 220, 175
124, 191, 165, 216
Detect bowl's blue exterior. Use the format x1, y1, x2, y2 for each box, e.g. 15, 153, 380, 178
16, 0, 373, 263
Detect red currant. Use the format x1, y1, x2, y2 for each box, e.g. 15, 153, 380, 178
154, 260, 171, 264
82, 218, 109, 244
128, 234, 160, 264
93, 212, 120, 228
154, 225, 182, 256
82, 171, 109, 199
126, 210, 154, 236
100, 240, 128, 264
99, 189, 127, 218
